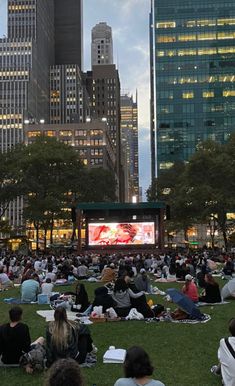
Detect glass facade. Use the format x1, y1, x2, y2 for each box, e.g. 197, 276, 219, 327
150, 0, 235, 175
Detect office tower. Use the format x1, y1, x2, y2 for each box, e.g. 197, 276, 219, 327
85, 64, 122, 200
120, 93, 139, 202
150, 0, 235, 179
91, 22, 113, 66
50, 64, 90, 124
0, 0, 54, 228
54, 0, 83, 70
24, 120, 116, 173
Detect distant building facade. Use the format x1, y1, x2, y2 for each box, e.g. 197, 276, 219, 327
0, 0, 54, 228
54, 0, 83, 69
91, 22, 113, 66
150, 0, 235, 178
120, 93, 139, 202
24, 120, 116, 173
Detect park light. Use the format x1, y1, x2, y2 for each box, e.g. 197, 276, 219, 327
86, 117, 91, 122
101, 117, 107, 122
39, 119, 45, 124
24, 119, 30, 124
132, 195, 137, 203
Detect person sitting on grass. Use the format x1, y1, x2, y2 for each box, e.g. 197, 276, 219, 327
182, 274, 199, 303
114, 346, 165, 386
21, 272, 40, 302
92, 286, 114, 312
112, 279, 144, 317
41, 278, 54, 296
199, 273, 221, 303
211, 318, 235, 385
0, 306, 31, 365
44, 358, 85, 386
0, 266, 14, 290
46, 307, 94, 366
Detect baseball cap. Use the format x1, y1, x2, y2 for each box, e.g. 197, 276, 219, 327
185, 274, 193, 281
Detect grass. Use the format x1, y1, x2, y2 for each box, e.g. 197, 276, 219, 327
0, 279, 231, 386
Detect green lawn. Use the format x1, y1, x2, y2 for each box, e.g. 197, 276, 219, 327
0, 279, 231, 386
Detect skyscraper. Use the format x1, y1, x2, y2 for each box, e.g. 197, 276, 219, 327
54, 0, 83, 69
91, 22, 113, 66
150, 0, 235, 179
120, 93, 139, 202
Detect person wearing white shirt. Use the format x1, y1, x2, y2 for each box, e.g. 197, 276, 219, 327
211, 318, 235, 386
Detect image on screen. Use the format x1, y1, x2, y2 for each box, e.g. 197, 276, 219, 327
88, 222, 155, 246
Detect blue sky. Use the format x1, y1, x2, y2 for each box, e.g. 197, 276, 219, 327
0, 0, 151, 197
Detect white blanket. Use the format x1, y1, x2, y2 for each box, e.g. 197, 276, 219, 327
37, 310, 78, 322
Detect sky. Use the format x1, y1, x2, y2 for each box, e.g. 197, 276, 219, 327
0, 0, 151, 198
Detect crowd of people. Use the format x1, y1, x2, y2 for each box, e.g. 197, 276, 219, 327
0, 249, 234, 384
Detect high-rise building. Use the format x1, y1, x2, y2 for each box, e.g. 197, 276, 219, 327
0, 0, 54, 228
50, 64, 90, 124
150, 0, 235, 179
91, 22, 113, 66
54, 0, 83, 70
87, 64, 122, 200
120, 93, 139, 202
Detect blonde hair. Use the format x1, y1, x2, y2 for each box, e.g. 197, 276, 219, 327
49, 307, 78, 351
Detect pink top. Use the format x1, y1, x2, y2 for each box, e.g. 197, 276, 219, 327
182, 281, 199, 302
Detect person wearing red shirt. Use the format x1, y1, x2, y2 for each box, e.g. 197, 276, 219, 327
182, 274, 199, 303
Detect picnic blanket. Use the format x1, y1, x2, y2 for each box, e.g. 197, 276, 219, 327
4, 298, 37, 304
146, 314, 211, 324
198, 301, 229, 306
37, 310, 78, 321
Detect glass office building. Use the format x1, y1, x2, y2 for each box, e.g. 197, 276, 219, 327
150, 0, 235, 177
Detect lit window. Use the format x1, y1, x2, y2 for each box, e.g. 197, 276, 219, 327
156, 21, 176, 28
185, 21, 196, 27
159, 162, 174, 170
203, 91, 214, 98
166, 50, 177, 56
218, 32, 235, 40
223, 90, 235, 97
217, 18, 235, 26
182, 92, 194, 99
197, 20, 216, 27
178, 34, 196, 41
197, 33, 216, 40
198, 48, 216, 55
157, 51, 165, 57
27, 131, 41, 138
218, 47, 235, 54
59, 131, 72, 137
178, 49, 196, 56
157, 35, 176, 43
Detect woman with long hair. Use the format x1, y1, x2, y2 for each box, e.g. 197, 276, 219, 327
46, 307, 93, 366
112, 279, 144, 317
74, 283, 90, 312
199, 273, 221, 303
114, 346, 165, 386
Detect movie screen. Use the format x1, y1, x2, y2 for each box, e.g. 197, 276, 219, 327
88, 222, 155, 246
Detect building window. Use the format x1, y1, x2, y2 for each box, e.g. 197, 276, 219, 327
203, 91, 214, 98
182, 92, 194, 99
156, 21, 176, 28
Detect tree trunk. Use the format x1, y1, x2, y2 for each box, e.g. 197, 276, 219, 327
50, 219, 54, 245
34, 222, 39, 251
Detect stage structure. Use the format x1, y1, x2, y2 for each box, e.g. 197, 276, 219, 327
76, 202, 166, 252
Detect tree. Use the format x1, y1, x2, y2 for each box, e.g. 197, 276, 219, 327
0, 147, 25, 219
77, 168, 117, 202
18, 136, 84, 249
184, 138, 235, 250
147, 162, 197, 243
